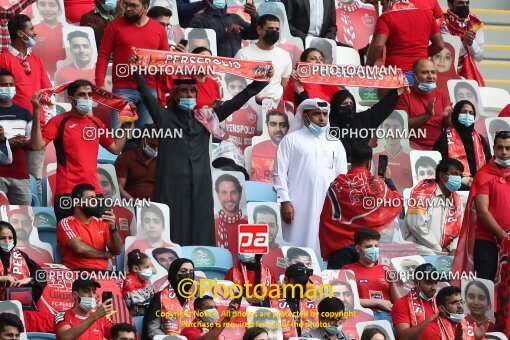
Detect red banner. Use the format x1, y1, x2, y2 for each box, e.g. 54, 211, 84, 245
295, 62, 409, 88
133, 48, 272, 81
39, 83, 138, 123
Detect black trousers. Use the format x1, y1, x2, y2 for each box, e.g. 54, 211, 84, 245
474, 239, 499, 281
327, 245, 359, 269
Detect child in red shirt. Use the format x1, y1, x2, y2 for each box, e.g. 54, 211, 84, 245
343, 228, 400, 325
122, 249, 155, 316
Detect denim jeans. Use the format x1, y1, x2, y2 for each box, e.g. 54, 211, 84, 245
112, 88, 157, 130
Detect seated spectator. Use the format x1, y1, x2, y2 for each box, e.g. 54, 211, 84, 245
319, 144, 402, 268
242, 327, 270, 340
0, 312, 24, 339
126, 204, 173, 255
360, 327, 387, 340
367, 0, 443, 85
143, 258, 196, 338
79, 0, 116, 51
434, 101, 491, 189
329, 87, 402, 160
56, 183, 123, 271
301, 297, 349, 339
0, 221, 45, 304
176, 0, 206, 27
402, 158, 464, 255
122, 249, 155, 317
282, 0, 337, 42
188, 0, 258, 58
30, 79, 127, 221
343, 229, 400, 323
235, 14, 292, 101
419, 285, 488, 339
110, 323, 137, 340
269, 263, 318, 338
180, 295, 240, 340
55, 278, 113, 340
0, 69, 31, 205
0, 125, 12, 165
395, 59, 452, 150
283, 48, 340, 109
464, 280, 496, 332
225, 253, 277, 307
54, 31, 96, 85
392, 263, 440, 340
114, 130, 157, 201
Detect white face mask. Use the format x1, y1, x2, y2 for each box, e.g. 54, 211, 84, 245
0, 87, 16, 101
79, 296, 97, 312
202, 308, 220, 324
74, 98, 93, 114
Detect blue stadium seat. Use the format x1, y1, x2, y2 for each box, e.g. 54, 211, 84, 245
98, 145, 118, 164
33, 207, 57, 229
27, 332, 56, 339
245, 181, 277, 202
31, 194, 41, 207
38, 227, 62, 264
133, 316, 143, 337
29, 175, 41, 206
41, 177, 47, 206
181, 246, 233, 280
116, 246, 125, 271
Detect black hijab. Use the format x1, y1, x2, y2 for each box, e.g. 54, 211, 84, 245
0, 222, 17, 273
329, 90, 357, 129
168, 258, 194, 305
451, 100, 477, 140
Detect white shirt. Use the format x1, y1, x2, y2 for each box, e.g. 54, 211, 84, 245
234, 44, 292, 99
459, 29, 485, 62
0, 139, 12, 165
308, 0, 325, 36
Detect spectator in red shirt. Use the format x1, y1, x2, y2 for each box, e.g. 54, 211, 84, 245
122, 249, 155, 317
343, 228, 400, 324
110, 323, 137, 340
95, 0, 170, 130
392, 263, 440, 340
55, 278, 113, 340
56, 183, 124, 271
0, 0, 38, 53
0, 312, 24, 339
30, 79, 127, 221
367, 0, 443, 86
395, 59, 452, 150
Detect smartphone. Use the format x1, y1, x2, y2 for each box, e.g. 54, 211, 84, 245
179, 39, 188, 47
102, 291, 113, 303
378, 155, 388, 177
246, 0, 253, 4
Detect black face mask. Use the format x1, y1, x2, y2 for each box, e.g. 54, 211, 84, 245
81, 205, 102, 218
176, 273, 194, 281
454, 6, 469, 18
124, 13, 142, 22
338, 104, 354, 113
262, 30, 279, 46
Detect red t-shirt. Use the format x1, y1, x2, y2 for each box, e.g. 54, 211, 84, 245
196, 77, 221, 109
32, 22, 66, 79
16, 245, 53, 265
261, 244, 286, 279
57, 216, 112, 270
181, 326, 205, 340
23, 309, 54, 333
410, 0, 443, 19
475, 169, 510, 242
374, 8, 439, 72
63, 0, 95, 23
54, 309, 112, 340
375, 147, 413, 190
42, 112, 114, 195
55, 64, 95, 85
396, 87, 450, 150
95, 17, 170, 90
222, 105, 259, 152
122, 272, 152, 298
251, 140, 278, 184
499, 104, 510, 117
0, 49, 52, 121
391, 293, 436, 325
343, 262, 390, 309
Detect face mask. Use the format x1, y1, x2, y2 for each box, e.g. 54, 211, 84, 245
140, 268, 153, 280
0, 242, 15, 253
363, 247, 379, 263
417, 80, 437, 93
458, 113, 475, 127
454, 6, 469, 18
308, 121, 328, 136
494, 158, 510, 167
442, 306, 465, 323
79, 296, 97, 312
81, 205, 102, 218
262, 30, 280, 46
202, 308, 220, 324
75, 98, 93, 114
419, 289, 434, 301
102, 0, 116, 12
211, 0, 226, 10
178, 98, 196, 111
444, 175, 462, 192
324, 324, 343, 335
338, 104, 354, 113
19, 31, 36, 48
239, 253, 256, 263
143, 143, 158, 158
0, 87, 16, 101
177, 273, 194, 281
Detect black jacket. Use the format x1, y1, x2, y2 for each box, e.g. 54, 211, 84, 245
282, 0, 337, 41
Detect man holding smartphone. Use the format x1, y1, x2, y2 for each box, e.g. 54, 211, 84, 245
55, 278, 113, 340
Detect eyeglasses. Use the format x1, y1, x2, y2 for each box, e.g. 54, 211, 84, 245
122, 2, 141, 9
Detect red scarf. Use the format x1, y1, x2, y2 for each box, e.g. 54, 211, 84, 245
437, 315, 475, 340
0, 250, 31, 299
409, 179, 462, 248
446, 127, 486, 177
160, 286, 194, 334
39, 82, 138, 123
495, 234, 510, 334
452, 159, 510, 285
386, 0, 416, 12
406, 288, 438, 327
215, 209, 244, 250
232, 262, 272, 298
443, 10, 485, 86
270, 297, 318, 337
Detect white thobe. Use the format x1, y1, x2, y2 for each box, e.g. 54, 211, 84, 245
273, 127, 348, 252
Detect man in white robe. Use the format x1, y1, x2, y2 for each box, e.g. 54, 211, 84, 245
273, 98, 348, 251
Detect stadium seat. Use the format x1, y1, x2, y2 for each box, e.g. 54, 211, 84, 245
38, 227, 62, 264
133, 316, 144, 337
98, 145, 118, 164
33, 207, 57, 229
27, 333, 56, 339
479, 87, 510, 117
41, 177, 48, 207
31, 194, 41, 207
181, 246, 233, 280
336, 46, 361, 66
245, 181, 277, 202
29, 175, 41, 206
116, 246, 125, 272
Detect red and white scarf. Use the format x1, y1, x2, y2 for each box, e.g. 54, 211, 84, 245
406, 288, 438, 327
216, 209, 244, 249
446, 127, 486, 177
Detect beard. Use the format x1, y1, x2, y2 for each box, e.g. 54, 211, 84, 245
124, 13, 141, 22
